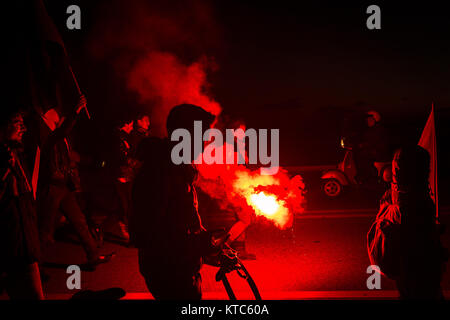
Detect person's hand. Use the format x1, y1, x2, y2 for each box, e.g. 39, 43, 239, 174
193, 230, 227, 256
76, 94, 87, 114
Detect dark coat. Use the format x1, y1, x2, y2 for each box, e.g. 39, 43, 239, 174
0, 143, 40, 270
130, 137, 204, 275
38, 113, 78, 191
369, 187, 447, 298
110, 129, 134, 182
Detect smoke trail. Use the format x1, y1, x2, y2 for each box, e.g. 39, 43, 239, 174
127, 52, 221, 136
88, 0, 222, 136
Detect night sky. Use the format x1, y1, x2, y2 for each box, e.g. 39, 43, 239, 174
5, 1, 450, 170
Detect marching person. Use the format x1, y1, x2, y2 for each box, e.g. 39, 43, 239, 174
130, 104, 220, 300
103, 114, 149, 243
128, 113, 150, 159
102, 119, 135, 243
0, 110, 44, 299
37, 95, 113, 270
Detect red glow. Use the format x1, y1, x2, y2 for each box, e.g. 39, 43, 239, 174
196, 141, 305, 230
128, 52, 221, 137
250, 192, 280, 216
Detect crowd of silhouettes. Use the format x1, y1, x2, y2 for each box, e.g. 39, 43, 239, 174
0, 97, 158, 299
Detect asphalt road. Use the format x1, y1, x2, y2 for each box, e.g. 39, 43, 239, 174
4, 207, 448, 300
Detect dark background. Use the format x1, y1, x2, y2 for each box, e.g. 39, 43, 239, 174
5, 1, 450, 199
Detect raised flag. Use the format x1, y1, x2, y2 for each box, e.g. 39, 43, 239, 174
418, 104, 438, 218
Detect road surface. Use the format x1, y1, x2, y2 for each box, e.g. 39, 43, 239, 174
4, 207, 448, 300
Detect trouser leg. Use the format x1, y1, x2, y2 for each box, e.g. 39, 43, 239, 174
115, 181, 131, 225
60, 191, 99, 261
38, 185, 66, 245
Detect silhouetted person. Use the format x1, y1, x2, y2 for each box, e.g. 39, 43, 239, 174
0, 110, 44, 299
37, 96, 113, 270
103, 115, 149, 243
102, 119, 135, 243
128, 114, 150, 159
354, 110, 390, 184
369, 145, 447, 299
130, 104, 218, 300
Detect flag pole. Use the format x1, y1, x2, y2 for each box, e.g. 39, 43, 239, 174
433, 103, 439, 220
68, 65, 91, 120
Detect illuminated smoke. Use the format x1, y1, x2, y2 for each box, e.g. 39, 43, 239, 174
127, 52, 221, 136
87, 0, 304, 223
196, 142, 306, 230
88, 0, 222, 136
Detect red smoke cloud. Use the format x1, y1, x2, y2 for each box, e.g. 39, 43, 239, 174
88, 0, 305, 228
88, 0, 223, 136
195, 143, 306, 229
128, 52, 221, 136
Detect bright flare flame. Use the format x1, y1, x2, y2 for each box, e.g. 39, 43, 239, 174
196, 142, 305, 230
250, 192, 279, 216
230, 170, 293, 229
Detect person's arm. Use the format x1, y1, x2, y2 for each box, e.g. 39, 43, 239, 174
45, 95, 87, 147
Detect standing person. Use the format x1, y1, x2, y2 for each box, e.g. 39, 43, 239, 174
130, 104, 219, 300
0, 110, 44, 299
361, 111, 390, 162
37, 95, 113, 270
368, 145, 447, 299
103, 114, 149, 243
102, 119, 134, 243
129, 114, 150, 159
354, 110, 390, 184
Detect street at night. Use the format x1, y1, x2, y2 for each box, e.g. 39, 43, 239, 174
22, 196, 450, 300
2, 1, 450, 316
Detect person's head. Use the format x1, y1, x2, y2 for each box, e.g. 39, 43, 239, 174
166, 104, 216, 159
392, 145, 430, 192
167, 104, 215, 135
0, 111, 27, 144
42, 108, 62, 131
136, 114, 150, 133
366, 110, 381, 127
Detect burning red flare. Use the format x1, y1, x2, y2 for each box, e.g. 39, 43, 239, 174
248, 192, 291, 229
196, 141, 305, 230
250, 192, 280, 216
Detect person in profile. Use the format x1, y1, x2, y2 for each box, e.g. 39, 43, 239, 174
130, 104, 220, 300
368, 145, 447, 299
102, 118, 135, 243
128, 113, 150, 159
37, 97, 113, 270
